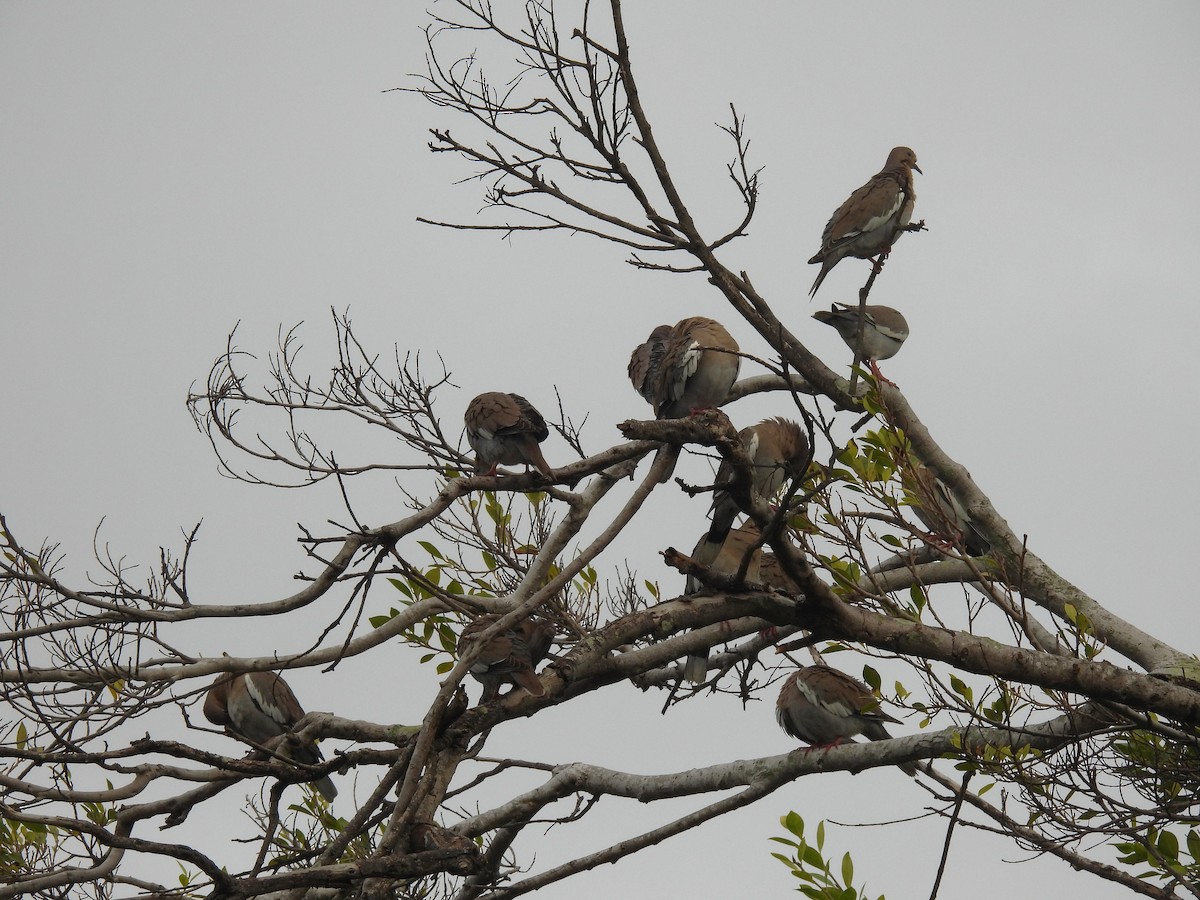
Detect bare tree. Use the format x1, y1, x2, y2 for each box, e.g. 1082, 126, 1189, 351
3, 2, 1198, 899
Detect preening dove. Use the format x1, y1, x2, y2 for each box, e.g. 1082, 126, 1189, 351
204, 669, 337, 801
628, 317, 740, 418
465, 392, 553, 476
458, 615, 556, 699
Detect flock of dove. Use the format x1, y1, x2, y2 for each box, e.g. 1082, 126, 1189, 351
204, 147, 981, 796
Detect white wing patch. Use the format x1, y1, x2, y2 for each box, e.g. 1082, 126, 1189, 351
849, 192, 905, 239
245, 675, 291, 727
667, 340, 702, 401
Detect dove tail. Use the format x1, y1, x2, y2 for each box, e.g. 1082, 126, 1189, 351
683, 652, 709, 685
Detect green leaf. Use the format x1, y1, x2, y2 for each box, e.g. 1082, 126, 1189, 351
861, 666, 880, 692
801, 844, 826, 868
1186, 828, 1200, 863
1114, 842, 1148, 864
782, 811, 805, 838
418, 540, 444, 560
949, 674, 973, 704
840, 852, 854, 887
908, 583, 927, 611
1157, 829, 1180, 862
436, 661, 454, 675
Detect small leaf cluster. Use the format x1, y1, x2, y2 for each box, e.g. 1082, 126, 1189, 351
771, 812, 884, 900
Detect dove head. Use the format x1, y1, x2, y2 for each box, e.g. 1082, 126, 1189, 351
886, 146, 921, 175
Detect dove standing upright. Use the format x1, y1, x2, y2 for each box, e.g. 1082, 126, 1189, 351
457, 615, 556, 699
808, 147, 921, 298
813, 303, 910, 381
204, 669, 338, 801
464, 392, 553, 476
776, 665, 916, 774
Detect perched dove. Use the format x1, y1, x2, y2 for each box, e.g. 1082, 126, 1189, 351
457, 615, 556, 699
629, 317, 740, 418
813, 304, 909, 365
905, 462, 989, 556
759, 551, 803, 594
627, 324, 675, 407
808, 147, 922, 297
464, 392, 553, 477
204, 670, 337, 801
682, 522, 763, 684
776, 665, 916, 774
700, 418, 809, 557
411, 822, 483, 872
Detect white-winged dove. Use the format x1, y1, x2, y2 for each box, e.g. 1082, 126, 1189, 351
682, 522, 762, 684
759, 551, 803, 594
629, 317, 740, 419
701, 418, 809, 557
904, 462, 989, 556
627, 324, 674, 407
808, 147, 921, 298
457, 615, 556, 699
464, 392, 553, 477
410, 821, 483, 867
813, 304, 909, 365
203, 670, 337, 801
776, 665, 916, 774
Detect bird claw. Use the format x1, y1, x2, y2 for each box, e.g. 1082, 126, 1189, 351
868, 359, 898, 388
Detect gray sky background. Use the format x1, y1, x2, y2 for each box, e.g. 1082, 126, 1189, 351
3, 2, 1199, 897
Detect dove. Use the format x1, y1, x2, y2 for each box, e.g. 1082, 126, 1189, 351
701, 418, 809, 555
457, 614, 556, 699
204, 669, 337, 801
905, 462, 989, 556
777, 664, 916, 775
682, 522, 763, 684
465, 392, 553, 476
629, 317, 740, 418
808, 147, 921, 297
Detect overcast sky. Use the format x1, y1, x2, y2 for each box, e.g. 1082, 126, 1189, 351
3, 3, 1199, 898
